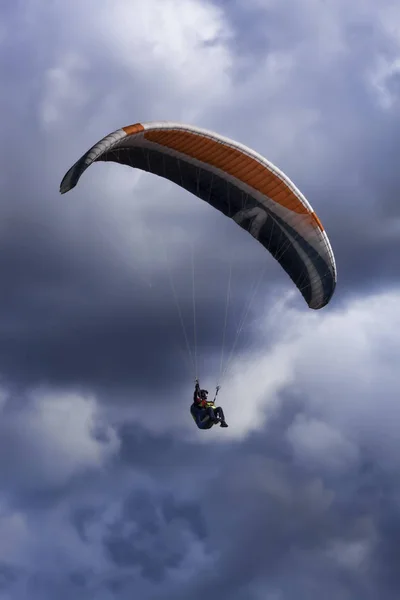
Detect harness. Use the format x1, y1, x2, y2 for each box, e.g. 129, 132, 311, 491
191, 384, 221, 429
195, 400, 215, 409
190, 403, 213, 429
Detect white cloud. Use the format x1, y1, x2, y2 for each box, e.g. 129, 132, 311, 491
39, 0, 233, 129
93, 0, 232, 91
189, 288, 400, 460
40, 53, 90, 126
0, 390, 120, 489
355, 3, 400, 109
326, 535, 373, 571
368, 55, 400, 109
286, 415, 359, 472
116, 286, 400, 455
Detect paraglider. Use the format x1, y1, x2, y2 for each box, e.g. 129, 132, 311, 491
60, 120, 336, 310
190, 379, 228, 430
60, 120, 337, 431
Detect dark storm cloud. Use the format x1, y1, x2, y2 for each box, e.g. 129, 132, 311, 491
116, 397, 396, 600
1, 1, 400, 600
117, 420, 234, 481
25, 397, 393, 600
0, 116, 276, 395
0, 397, 400, 599
0, 183, 272, 393
0, 1, 271, 393
104, 489, 207, 581
2, 0, 400, 395
0, 562, 20, 591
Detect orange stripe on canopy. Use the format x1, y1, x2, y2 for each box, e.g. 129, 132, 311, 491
144, 129, 309, 215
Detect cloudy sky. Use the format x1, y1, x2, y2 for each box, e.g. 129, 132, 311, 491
1, 0, 400, 598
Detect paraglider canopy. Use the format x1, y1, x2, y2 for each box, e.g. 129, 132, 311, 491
60, 121, 337, 309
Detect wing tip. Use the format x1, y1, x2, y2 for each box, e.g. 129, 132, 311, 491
59, 183, 72, 195
59, 175, 74, 195
308, 276, 337, 310
59, 163, 80, 194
